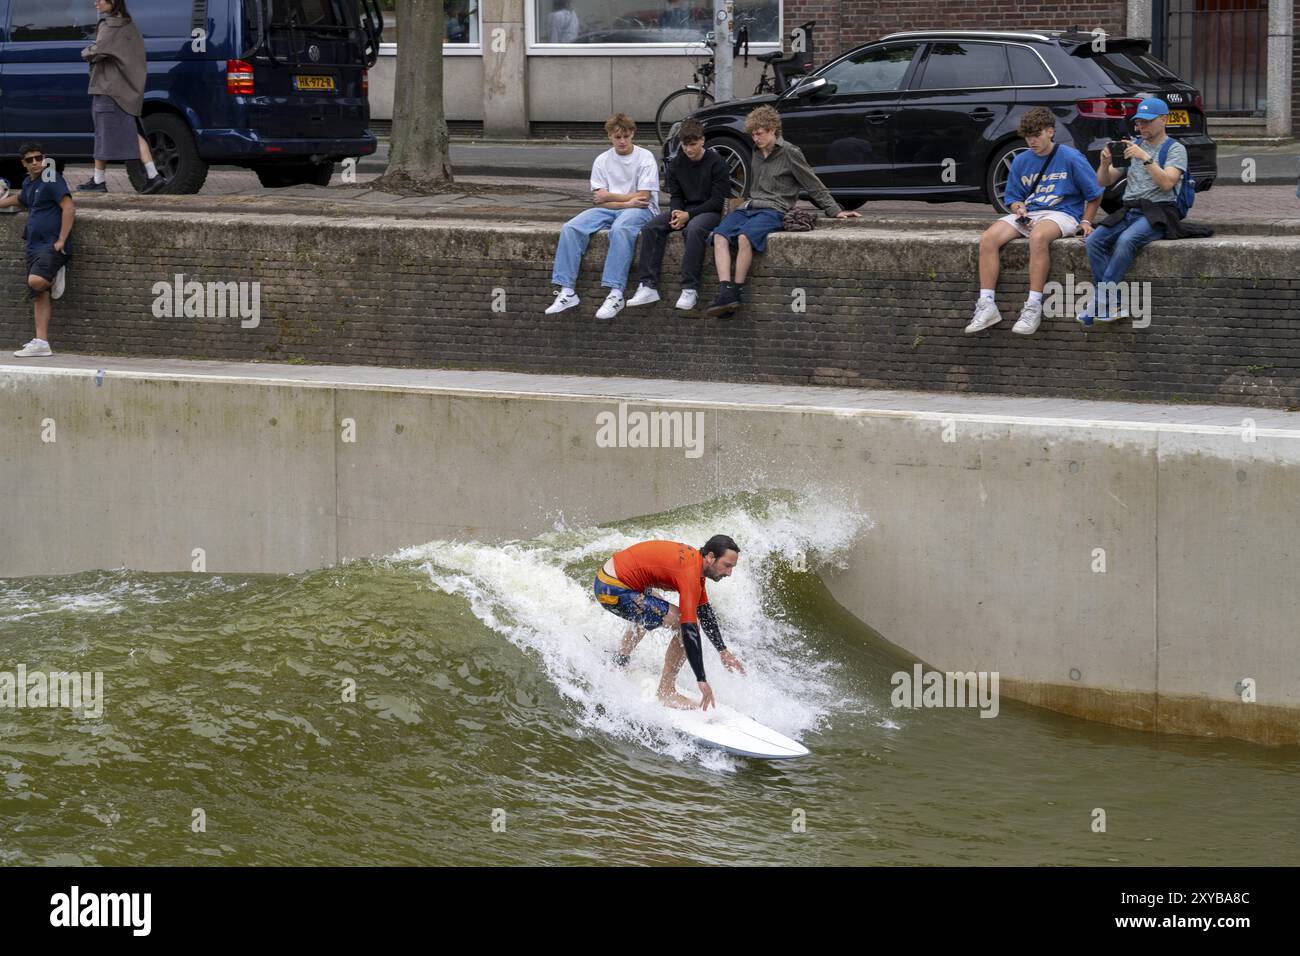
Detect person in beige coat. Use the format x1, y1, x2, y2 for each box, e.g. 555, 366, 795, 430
77, 0, 165, 194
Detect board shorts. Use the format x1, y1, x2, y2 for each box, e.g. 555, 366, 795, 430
999, 209, 1080, 238
593, 567, 670, 630
711, 205, 784, 252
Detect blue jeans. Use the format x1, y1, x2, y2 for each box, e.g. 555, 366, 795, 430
1085, 208, 1164, 288
550, 206, 654, 291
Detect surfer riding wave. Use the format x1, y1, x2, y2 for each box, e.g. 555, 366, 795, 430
593, 536, 747, 710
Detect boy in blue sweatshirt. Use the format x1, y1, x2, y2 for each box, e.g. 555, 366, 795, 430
965, 108, 1103, 336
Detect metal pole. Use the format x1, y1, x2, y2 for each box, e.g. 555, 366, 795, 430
714, 0, 734, 102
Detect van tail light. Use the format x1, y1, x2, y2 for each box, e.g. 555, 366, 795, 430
1193, 92, 1203, 111
226, 59, 255, 95
362, 69, 369, 97
1075, 97, 1142, 119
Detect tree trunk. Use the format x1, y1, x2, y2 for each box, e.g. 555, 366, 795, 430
380, 0, 453, 190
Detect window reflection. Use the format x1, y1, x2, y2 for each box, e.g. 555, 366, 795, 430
535, 1, 779, 44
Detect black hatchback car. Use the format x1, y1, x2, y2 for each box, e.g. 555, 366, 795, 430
665, 29, 1217, 213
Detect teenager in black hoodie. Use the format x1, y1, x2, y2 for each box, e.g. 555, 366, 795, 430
626, 119, 730, 312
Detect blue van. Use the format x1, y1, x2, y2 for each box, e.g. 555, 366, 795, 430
0, 0, 383, 192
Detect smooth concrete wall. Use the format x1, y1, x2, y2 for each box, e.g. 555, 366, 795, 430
2, 363, 1298, 745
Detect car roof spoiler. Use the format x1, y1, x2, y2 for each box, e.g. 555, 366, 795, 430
1056, 31, 1152, 56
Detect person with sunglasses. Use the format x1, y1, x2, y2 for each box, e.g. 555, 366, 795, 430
0, 144, 75, 357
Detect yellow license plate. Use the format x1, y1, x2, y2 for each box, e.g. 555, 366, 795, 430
293, 75, 335, 92
1167, 109, 1190, 126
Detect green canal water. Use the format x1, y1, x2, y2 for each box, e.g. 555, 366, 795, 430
2, 493, 1296, 866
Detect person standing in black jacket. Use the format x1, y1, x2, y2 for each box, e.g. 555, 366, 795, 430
626, 120, 730, 312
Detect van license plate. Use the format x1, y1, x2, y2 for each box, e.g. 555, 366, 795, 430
1167, 109, 1189, 126
294, 75, 336, 92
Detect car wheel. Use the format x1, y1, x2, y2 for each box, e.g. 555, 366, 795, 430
705, 136, 751, 199
127, 113, 209, 194
985, 140, 1031, 214
832, 196, 866, 211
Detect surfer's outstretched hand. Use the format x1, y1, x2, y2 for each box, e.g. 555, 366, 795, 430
698, 682, 716, 711
719, 650, 747, 676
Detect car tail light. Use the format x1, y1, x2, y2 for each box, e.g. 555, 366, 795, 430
226, 59, 255, 95
362, 69, 369, 97
1193, 92, 1203, 111
1076, 97, 1142, 119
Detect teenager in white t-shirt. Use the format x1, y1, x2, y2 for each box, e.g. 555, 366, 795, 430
546, 113, 660, 320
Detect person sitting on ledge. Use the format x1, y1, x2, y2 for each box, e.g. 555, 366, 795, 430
1081, 97, 1212, 325
706, 105, 860, 319
965, 107, 1103, 336
545, 113, 659, 321
625, 118, 729, 312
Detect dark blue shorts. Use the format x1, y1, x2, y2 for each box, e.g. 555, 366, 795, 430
711, 206, 784, 252
594, 568, 670, 630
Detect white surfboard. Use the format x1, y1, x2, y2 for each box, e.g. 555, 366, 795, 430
664, 702, 810, 760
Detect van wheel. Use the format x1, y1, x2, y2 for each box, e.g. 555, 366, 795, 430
128, 113, 209, 194
253, 162, 337, 188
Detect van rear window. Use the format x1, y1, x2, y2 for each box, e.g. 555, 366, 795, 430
268, 0, 353, 32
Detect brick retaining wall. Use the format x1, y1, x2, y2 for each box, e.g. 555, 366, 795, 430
2, 210, 1298, 407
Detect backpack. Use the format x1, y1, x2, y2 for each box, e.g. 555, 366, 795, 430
1157, 139, 1195, 219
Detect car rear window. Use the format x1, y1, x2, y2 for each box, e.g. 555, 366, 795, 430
1007, 45, 1054, 86
916, 42, 1012, 90
1081, 49, 1180, 84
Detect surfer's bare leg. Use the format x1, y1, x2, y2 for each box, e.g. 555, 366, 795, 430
617, 624, 645, 661
655, 606, 695, 709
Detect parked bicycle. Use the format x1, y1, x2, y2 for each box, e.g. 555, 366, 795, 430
654, 20, 818, 145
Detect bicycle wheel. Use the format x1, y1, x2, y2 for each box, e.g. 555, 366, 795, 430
656, 87, 715, 145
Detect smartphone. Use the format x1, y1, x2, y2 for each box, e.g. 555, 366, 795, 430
1108, 140, 1131, 168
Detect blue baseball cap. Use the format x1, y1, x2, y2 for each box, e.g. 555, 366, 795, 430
1134, 98, 1170, 120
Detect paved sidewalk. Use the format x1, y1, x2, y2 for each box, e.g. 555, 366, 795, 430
42, 160, 1300, 234
8, 354, 1297, 429
365, 139, 1300, 184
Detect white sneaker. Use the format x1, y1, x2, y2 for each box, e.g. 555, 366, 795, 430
51, 266, 66, 300
964, 297, 1002, 334
626, 284, 660, 307
676, 289, 699, 310
544, 289, 580, 315
1011, 300, 1043, 335
595, 290, 625, 320
13, 339, 52, 357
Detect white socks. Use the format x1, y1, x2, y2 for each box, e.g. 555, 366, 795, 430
145, 162, 158, 178
93, 169, 106, 184
1028, 291, 1043, 305
980, 289, 995, 301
